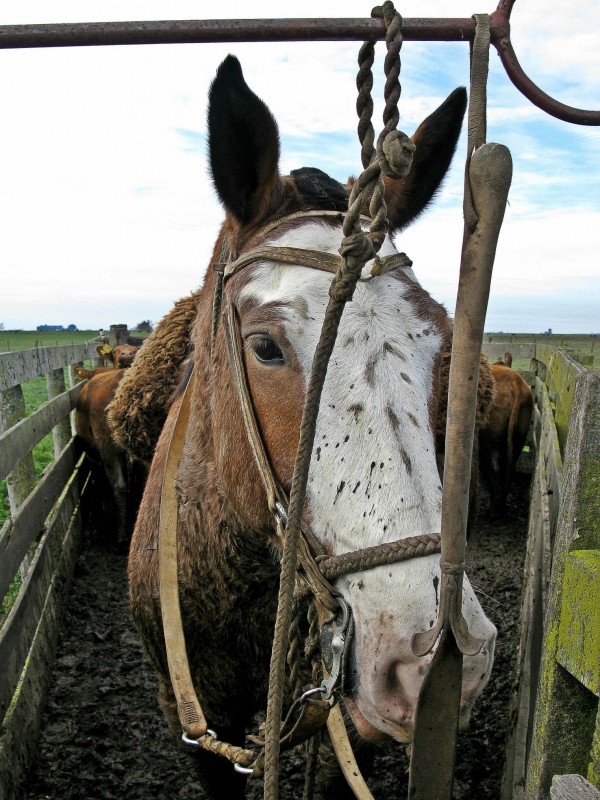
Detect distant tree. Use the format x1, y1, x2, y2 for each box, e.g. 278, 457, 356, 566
136, 320, 154, 333
0, 322, 4, 331
67, 324, 78, 331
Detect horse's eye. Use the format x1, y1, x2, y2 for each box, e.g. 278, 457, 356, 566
250, 336, 285, 365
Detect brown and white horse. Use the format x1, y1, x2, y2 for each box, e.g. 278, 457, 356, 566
128, 56, 496, 797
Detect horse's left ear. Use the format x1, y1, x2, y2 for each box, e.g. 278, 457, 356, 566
208, 55, 286, 226
383, 87, 467, 232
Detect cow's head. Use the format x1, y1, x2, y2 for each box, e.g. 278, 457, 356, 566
97, 343, 139, 369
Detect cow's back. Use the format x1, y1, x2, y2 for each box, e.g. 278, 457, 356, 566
75, 369, 126, 459
480, 363, 533, 514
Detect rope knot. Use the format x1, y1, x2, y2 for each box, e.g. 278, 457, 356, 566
330, 231, 375, 302
377, 129, 415, 179
338, 230, 375, 264
439, 559, 466, 578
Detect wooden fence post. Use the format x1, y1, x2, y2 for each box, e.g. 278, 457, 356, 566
46, 368, 71, 457
0, 385, 38, 515
108, 324, 129, 347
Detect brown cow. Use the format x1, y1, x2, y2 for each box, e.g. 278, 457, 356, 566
96, 342, 139, 368
74, 342, 139, 381
480, 357, 533, 516
74, 365, 116, 380
75, 368, 143, 545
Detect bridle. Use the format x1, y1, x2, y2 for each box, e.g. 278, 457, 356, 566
158, 207, 443, 785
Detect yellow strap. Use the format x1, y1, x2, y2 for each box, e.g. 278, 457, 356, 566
326, 705, 374, 800
158, 368, 207, 739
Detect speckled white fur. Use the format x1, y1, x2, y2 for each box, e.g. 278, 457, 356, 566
240, 220, 496, 742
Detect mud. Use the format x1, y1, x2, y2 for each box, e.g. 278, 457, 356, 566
19, 475, 530, 800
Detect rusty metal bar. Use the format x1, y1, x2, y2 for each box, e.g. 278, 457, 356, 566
0, 11, 598, 126
0, 17, 474, 48
490, 3, 600, 125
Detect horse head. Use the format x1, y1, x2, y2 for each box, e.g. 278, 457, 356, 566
195, 55, 496, 744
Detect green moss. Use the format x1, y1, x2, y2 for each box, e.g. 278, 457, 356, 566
557, 552, 600, 694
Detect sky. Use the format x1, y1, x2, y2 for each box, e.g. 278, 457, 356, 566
1, 1, 599, 334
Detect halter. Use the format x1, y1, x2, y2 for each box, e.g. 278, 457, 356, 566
218, 209, 441, 610
158, 207, 443, 782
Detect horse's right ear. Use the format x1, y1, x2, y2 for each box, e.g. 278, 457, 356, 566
208, 56, 285, 226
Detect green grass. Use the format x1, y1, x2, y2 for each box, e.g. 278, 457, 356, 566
0, 329, 100, 354
0, 376, 58, 526
0, 576, 21, 625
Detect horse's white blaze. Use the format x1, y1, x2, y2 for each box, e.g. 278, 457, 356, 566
240, 221, 496, 742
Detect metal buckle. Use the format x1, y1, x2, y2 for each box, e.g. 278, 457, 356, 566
319, 597, 352, 700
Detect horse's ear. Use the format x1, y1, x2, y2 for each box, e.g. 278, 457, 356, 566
383, 87, 467, 232
208, 55, 285, 226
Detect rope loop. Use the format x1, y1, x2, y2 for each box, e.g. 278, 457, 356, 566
378, 129, 416, 179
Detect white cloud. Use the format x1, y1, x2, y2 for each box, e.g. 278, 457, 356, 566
0, 1, 598, 333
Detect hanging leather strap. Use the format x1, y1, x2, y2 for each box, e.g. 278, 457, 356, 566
327, 705, 374, 800
158, 369, 207, 739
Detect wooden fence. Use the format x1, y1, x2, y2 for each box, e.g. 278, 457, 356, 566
0, 334, 598, 799
0, 336, 107, 798
481, 339, 600, 800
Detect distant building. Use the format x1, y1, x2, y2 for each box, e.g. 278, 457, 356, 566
37, 325, 65, 332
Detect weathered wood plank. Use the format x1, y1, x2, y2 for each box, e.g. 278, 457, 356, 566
502, 441, 553, 799
0, 462, 87, 800
0, 439, 79, 603
525, 371, 600, 798
536, 346, 584, 457
551, 774, 600, 799
0, 468, 82, 721
557, 552, 600, 697
0, 340, 101, 391
0, 383, 82, 482
0, 384, 38, 530
482, 341, 537, 362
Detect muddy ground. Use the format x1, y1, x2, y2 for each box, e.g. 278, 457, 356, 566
19, 475, 530, 800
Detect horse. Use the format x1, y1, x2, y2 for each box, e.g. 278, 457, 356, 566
123, 55, 497, 798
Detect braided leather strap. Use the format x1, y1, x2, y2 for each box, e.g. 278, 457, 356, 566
318, 533, 441, 582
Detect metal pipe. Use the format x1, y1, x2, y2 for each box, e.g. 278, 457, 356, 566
490, 3, 600, 125
0, 17, 475, 48
1, 11, 598, 126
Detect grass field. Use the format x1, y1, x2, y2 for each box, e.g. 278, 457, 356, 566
0, 329, 101, 353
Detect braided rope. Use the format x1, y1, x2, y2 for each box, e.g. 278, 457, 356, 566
302, 732, 322, 800
286, 596, 304, 700
263, 6, 406, 796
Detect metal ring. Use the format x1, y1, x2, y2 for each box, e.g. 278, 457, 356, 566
234, 763, 255, 776
299, 686, 327, 702
181, 728, 217, 747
